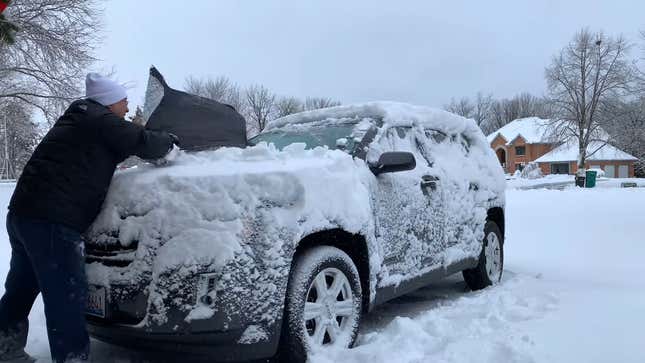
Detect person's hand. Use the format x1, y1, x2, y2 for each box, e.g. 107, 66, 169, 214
151, 144, 181, 167
168, 132, 180, 147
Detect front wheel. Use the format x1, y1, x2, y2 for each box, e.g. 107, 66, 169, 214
280, 246, 362, 363
463, 221, 504, 290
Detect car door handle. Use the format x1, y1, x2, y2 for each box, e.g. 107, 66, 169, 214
421, 175, 439, 191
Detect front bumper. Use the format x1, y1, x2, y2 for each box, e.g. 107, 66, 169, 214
87, 318, 281, 362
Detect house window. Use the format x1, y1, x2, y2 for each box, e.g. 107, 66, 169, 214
550, 163, 570, 174
515, 146, 526, 156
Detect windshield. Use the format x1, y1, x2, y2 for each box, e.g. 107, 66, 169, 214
249, 123, 360, 153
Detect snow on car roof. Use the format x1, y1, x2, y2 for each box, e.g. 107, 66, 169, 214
266, 101, 477, 135
486, 117, 552, 145
535, 141, 638, 162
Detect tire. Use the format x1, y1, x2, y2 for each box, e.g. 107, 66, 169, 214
463, 221, 504, 290
279, 246, 362, 363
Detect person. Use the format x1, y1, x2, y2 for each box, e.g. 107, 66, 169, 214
0, 73, 179, 362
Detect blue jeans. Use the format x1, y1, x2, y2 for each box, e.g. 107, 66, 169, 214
0, 212, 89, 362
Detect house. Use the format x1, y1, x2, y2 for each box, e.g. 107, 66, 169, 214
487, 117, 637, 177
487, 117, 553, 174
535, 141, 638, 178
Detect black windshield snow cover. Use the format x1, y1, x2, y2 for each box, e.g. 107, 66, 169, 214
143, 67, 247, 151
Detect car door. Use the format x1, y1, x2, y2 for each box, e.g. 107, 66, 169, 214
370, 126, 446, 281
417, 130, 481, 266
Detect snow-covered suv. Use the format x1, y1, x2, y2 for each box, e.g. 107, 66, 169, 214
84, 102, 506, 362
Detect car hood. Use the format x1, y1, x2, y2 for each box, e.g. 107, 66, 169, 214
86, 142, 374, 280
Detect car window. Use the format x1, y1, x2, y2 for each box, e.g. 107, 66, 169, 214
460, 133, 472, 153
425, 129, 447, 144
390, 127, 418, 152
249, 123, 358, 153
366, 125, 424, 164
417, 130, 437, 166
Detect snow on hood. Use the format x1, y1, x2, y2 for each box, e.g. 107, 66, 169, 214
87, 142, 373, 269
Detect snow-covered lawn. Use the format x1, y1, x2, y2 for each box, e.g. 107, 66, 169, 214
505, 174, 573, 189
507, 174, 645, 190
0, 183, 643, 362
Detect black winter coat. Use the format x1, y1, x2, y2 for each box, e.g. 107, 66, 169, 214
9, 99, 173, 232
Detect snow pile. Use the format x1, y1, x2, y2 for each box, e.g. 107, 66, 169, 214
519, 162, 543, 179
311, 275, 558, 363
505, 174, 574, 190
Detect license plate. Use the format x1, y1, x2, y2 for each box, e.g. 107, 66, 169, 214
86, 285, 106, 318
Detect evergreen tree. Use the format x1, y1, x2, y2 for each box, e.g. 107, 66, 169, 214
0, 13, 18, 45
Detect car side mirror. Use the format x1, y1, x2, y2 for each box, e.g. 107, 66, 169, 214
370, 152, 416, 175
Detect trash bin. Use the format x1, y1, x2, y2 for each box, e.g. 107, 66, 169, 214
585, 170, 597, 188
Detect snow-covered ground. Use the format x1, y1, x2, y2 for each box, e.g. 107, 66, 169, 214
506, 174, 645, 190
0, 183, 644, 362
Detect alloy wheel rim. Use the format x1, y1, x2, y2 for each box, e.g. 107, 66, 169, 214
484, 232, 502, 282
303, 267, 356, 348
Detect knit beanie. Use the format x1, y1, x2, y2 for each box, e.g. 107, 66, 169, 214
85, 73, 127, 106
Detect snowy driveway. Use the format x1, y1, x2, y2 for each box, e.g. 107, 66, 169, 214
0, 184, 644, 362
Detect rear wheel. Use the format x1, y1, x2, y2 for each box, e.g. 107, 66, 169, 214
463, 221, 504, 290
280, 246, 362, 362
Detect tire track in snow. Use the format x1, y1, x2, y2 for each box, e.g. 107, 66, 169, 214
310, 273, 558, 363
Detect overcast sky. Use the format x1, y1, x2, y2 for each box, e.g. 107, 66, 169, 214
96, 0, 644, 112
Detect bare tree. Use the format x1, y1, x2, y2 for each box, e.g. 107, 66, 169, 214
443, 97, 474, 118
472, 92, 493, 130
129, 105, 145, 126
545, 29, 635, 170
601, 97, 645, 176
245, 84, 276, 135
0, 0, 102, 121
0, 99, 39, 179
485, 93, 551, 134
185, 75, 230, 101
275, 96, 303, 118
304, 97, 341, 111
184, 75, 244, 112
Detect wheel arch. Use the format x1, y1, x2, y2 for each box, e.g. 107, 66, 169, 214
487, 207, 505, 241
292, 228, 371, 313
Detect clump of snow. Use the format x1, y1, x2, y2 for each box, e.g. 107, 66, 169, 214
520, 162, 543, 179
153, 228, 241, 279
238, 325, 269, 344
185, 305, 215, 322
